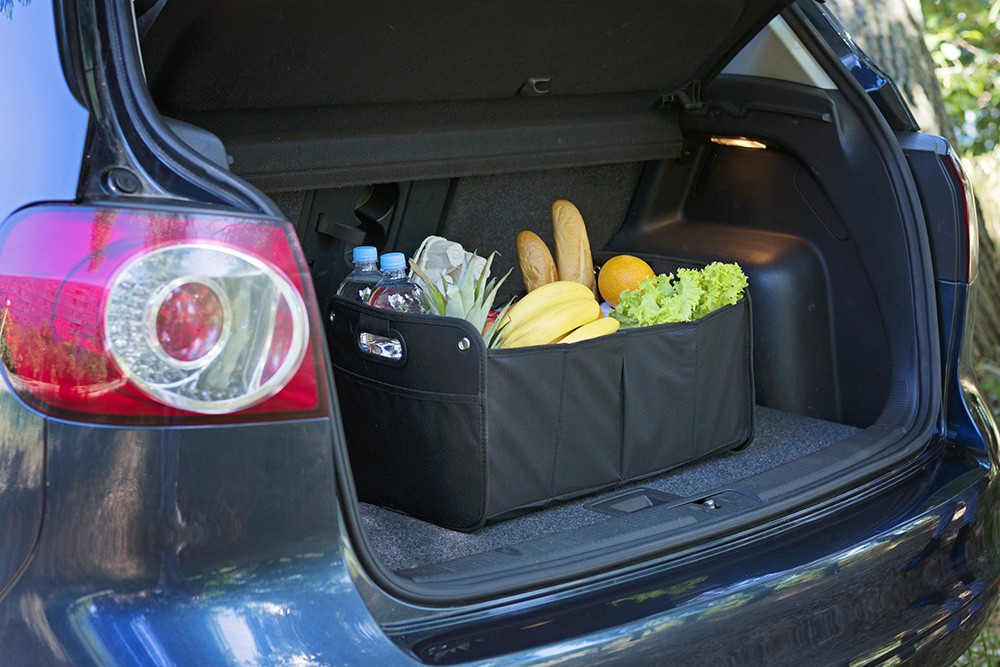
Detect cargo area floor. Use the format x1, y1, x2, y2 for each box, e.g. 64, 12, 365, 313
359, 406, 860, 572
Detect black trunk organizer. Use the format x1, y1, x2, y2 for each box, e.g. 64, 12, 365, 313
327, 255, 754, 531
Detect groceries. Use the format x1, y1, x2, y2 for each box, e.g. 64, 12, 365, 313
557, 315, 620, 344
597, 255, 654, 307
498, 281, 602, 348
498, 280, 592, 329
515, 230, 558, 292
369, 252, 427, 314
336, 245, 381, 303
612, 261, 748, 328
552, 199, 599, 297
350, 199, 748, 349
516, 199, 599, 297
410, 236, 488, 290
409, 245, 511, 349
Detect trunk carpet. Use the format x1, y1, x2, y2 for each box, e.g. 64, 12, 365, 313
359, 406, 860, 571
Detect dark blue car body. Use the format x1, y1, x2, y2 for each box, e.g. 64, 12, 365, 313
1, 1, 998, 665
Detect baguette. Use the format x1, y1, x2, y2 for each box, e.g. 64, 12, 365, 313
516, 230, 558, 292
552, 199, 598, 296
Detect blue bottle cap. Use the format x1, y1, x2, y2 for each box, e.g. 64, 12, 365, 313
353, 245, 378, 263
380, 252, 406, 271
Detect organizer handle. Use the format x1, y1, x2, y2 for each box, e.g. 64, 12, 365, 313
355, 312, 407, 365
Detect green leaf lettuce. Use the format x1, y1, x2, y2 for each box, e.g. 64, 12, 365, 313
612, 262, 748, 327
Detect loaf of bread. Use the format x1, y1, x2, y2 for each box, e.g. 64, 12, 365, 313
516, 230, 558, 292
552, 199, 597, 296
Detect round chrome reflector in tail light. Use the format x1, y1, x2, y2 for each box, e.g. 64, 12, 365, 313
104, 244, 308, 414
153, 279, 227, 364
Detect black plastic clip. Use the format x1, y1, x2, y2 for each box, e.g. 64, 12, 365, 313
519, 77, 551, 97
316, 213, 367, 246
662, 81, 704, 113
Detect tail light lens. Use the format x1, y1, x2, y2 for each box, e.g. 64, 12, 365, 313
0, 204, 326, 424
946, 149, 980, 283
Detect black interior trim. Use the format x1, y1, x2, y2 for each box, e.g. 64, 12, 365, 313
141, 0, 792, 110
176, 96, 683, 190
137, 0, 799, 189
75, 0, 279, 214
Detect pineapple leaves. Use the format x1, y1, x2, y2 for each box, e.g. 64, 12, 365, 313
409, 251, 511, 348
408, 261, 449, 316
483, 298, 513, 348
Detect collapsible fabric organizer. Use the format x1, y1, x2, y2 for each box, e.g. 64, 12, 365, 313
328, 257, 754, 531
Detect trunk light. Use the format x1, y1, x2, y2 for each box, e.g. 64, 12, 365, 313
710, 136, 768, 150
0, 204, 326, 424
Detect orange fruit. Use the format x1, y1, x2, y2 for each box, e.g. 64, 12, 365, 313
598, 255, 654, 307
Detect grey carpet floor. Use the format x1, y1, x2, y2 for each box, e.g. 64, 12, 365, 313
359, 406, 860, 571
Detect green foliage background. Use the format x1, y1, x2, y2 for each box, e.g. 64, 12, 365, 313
925, 6, 1000, 666
922, 0, 1000, 155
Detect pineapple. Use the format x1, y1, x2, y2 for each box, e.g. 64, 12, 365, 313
409, 251, 512, 348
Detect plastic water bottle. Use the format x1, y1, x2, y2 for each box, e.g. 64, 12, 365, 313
369, 252, 427, 314
336, 246, 381, 303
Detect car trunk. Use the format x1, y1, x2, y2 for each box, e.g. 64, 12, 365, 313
137, 1, 938, 597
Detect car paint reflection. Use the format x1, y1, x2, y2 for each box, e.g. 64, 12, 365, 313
402, 450, 999, 665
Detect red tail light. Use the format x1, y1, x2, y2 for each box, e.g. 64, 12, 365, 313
0, 204, 327, 424
946, 150, 980, 283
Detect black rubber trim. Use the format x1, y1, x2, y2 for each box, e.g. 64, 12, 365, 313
73, 0, 280, 216
53, 0, 87, 107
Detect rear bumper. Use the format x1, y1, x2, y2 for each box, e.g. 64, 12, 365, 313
394, 444, 1000, 665
2, 432, 997, 665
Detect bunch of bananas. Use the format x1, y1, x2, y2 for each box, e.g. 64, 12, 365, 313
498, 281, 620, 348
